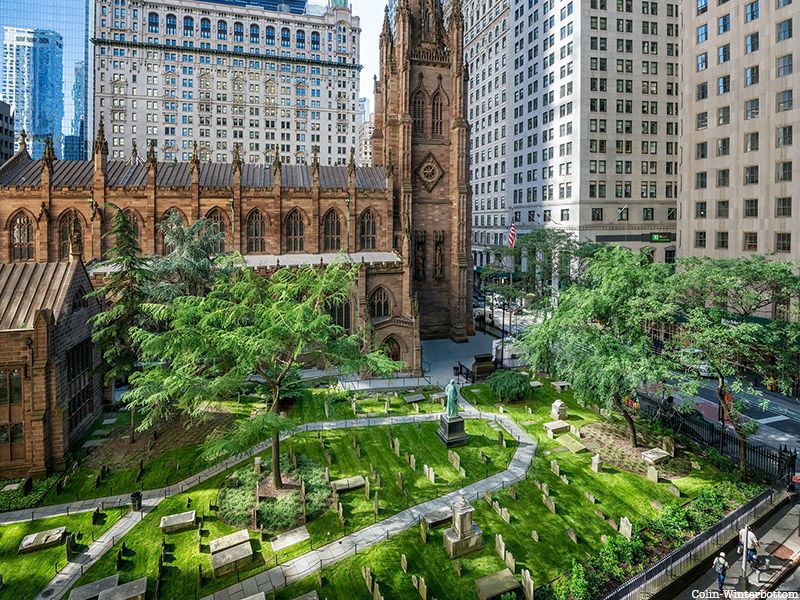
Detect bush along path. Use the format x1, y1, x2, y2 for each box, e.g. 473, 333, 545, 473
31, 398, 535, 600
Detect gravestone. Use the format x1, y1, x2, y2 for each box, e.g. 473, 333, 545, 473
454, 560, 462, 577
500, 507, 510, 523
495, 533, 506, 559
620, 517, 633, 540
385, 397, 390, 413
642, 447, 671, 465
662, 436, 675, 457
423, 506, 453, 527
374, 491, 379, 517
647, 466, 659, 483
651, 499, 663, 510
254, 457, 262, 474
443, 495, 483, 558
96, 577, 147, 600
504, 550, 516, 573
411, 575, 418, 589
551, 460, 560, 476
569, 424, 583, 438
544, 420, 570, 438
210, 536, 254, 577
159, 510, 196, 534
498, 431, 505, 448
397, 472, 404, 491
492, 500, 501, 515
393, 437, 401, 457
324, 401, 329, 419
584, 491, 596, 504
608, 518, 618, 531
68, 575, 119, 600
18, 527, 66, 554
483, 490, 492, 504
364, 476, 370, 500
474, 569, 520, 600
560, 474, 569, 485
400, 553, 408, 573
420, 517, 429, 543
591, 453, 602, 473
362, 566, 373, 592
521, 569, 535, 600
448, 450, 461, 470
531, 530, 539, 542
270, 525, 310, 552
567, 528, 578, 544
330, 475, 366, 492
418, 577, 427, 600
594, 509, 606, 520
550, 400, 568, 420
691, 460, 701, 470
667, 484, 681, 498
427, 466, 435, 484
410, 454, 416, 471
543, 495, 556, 514
541, 482, 549, 497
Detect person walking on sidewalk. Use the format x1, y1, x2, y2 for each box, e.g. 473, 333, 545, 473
739, 525, 761, 573
713, 551, 729, 592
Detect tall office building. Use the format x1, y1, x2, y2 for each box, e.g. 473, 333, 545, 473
92, 0, 361, 165
0, 1, 90, 159
458, 0, 510, 269
0, 100, 13, 163
358, 96, 370, 125
508, 0, 680, 264
357, 111, 374, 166
679, 0, 799, 260
1, 27, 64, 159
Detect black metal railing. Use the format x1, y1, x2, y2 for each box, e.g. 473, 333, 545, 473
638, 393, 797, 486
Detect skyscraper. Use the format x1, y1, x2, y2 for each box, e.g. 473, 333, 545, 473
679, 0, 799, 260
1, 27, 64, 159
0, 0, 90, 159
508, 0, 680, 264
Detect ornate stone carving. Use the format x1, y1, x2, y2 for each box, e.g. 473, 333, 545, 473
433, 230, 445, 280
413, 230, 426, 281
416, 153, 444, 192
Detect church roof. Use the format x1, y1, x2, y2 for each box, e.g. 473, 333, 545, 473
0, 261, 76, 330
0, 154, 387, 191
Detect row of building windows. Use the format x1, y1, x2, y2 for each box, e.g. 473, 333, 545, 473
695, 163, 793, 188
694, 231, 793, 253
693, 197, 794, 219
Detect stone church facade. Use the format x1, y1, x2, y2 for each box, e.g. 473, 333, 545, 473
373, 0, 473, 341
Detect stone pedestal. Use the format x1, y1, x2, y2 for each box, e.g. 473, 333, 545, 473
437, 414, 469, 448
443, 495, 483, 558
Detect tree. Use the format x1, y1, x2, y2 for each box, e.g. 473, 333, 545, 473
666, 254, 800, 472
144, 211, 231, 302
486, 370, 530, 403
522, 246, 675, 446
88, 205, 151, 443
128, 259, 401, 488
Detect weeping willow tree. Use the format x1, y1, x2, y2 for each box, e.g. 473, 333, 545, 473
127, 259, 402, 488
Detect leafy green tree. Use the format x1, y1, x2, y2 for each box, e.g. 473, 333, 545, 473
522, 246, 675, 446
88, 205, 151, 443
144, 210, 231, 302
128, 260, 401, 488
486, 370, 530, 403
666, 254, 800, 471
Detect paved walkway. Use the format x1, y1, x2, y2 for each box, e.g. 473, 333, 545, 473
30, 393, 534, 600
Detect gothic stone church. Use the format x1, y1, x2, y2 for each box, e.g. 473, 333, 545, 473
0, 0, 472, 395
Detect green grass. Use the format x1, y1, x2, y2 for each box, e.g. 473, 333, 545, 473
286, 387, 445, 423
72, 420, 515, 599
0, 507, 128, 600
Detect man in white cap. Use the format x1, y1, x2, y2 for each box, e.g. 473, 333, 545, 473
713, 551, 729, 592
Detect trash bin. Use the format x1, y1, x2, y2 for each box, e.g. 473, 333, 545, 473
130, 491, 142, 511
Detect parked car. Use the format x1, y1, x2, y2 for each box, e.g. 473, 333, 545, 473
680, 349, 714, 378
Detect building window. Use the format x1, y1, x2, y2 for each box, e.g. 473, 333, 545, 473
745, 32, 759, 53
776, 196, 792, 217
322, 210, 342, 252
695, 201, 707, 218
717, 138, 730, 156
266, 26, 275, 45
777, 126, 793, 147
431, 93, 443, 137
697, 0, 708, 15
697, 24, 708, 43
696, 172, 708, 189
718, 106, 730, 125
59, 213, 82, 259
744, 98, 760, 119
65, 340, 93, 431
329, 300, 351, 333
665, 248, 676, 264
718, 44, 730, 64
643, 207, 654, 221
715, 231, 729, 249
381, 336, 401, 361
745, 66, 759, 86
744, 166, 759, 184
777, 54, 793, 77
281, 27, 290, 47
359, 209, 376, 250
776, 161, 793, 182
696, 111, 708, 129
618, 206, 629, 221
667, 207, 677, 220
745, 0, 759, 22
250, 24, 260, 44
777, 89, 794, 112
412, 92, 425, 135
717, 169, 730, 187
718, 14, 730, 33
286, 209, 304, 252
745, 198, 759, 217
777, 19, 793, 41
743, 232, 758, 251
776, 233, 792, 253
369, 287, 391, 319
207, 209, 226, 254
183, 17, 194, 37
591, 208, 604, 221
744, 132, 759, 152
694, 231, 707, 248
148, 12, 159, 33
10, 213, 34, 261
218, 20, 228, 40
201, 18, 211, 39
246, 210, 267, 254
561, 209, 570, 221
165, 14, 177, 36
0, 370, 22, 405
717, 200, 730, 218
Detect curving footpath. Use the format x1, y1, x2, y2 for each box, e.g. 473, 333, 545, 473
24, 396, 536, 600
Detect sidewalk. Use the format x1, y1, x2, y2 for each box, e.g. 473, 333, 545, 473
674, 499, 800, 598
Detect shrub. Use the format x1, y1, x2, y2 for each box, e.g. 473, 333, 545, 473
258, 491, 301, 530
555, 560, 592, 600
486, 370, 530, 403
648, 503, 689, 548
0, 476, 59, 511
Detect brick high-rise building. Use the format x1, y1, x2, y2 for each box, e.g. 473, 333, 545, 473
372, 0, 474, 341
679, 0, 799, 260
91, 0, 361, 166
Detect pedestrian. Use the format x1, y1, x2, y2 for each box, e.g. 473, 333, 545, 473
713, 551, 729, 592
739, 525, 761, 573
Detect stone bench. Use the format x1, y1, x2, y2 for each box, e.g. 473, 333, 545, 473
330, 475, 366, 492
543, 420, 570, 439
211, 539, 254, 577
529, 381, 543, 389
209, 529, 250, 555
18, 526, 65, 554
551, 381, 571, 393
403, 393, 425, 404
159, 510, 196, 534
423, 506, 453, 527
97, 577, 147, 600
475, 568, 521, 600
68, 575, 119, 600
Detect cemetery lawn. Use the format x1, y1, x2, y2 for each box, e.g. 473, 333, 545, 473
286, 387, 445, 423
0, 507, 128, 600
72, 420, 515, 599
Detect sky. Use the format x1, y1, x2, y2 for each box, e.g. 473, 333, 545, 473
352, 0, 386, 112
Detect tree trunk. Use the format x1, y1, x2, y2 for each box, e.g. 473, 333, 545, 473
737, 434, 747, 474
129, 406, 136, 444
270, 386, 283, 489
621, 409, 638, 448
716, 375, 747, 475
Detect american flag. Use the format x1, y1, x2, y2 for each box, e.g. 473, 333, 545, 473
508, 222, 516, 248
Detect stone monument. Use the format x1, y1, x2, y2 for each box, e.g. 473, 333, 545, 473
443, 495, 483, 558
550, 399, 568, 420
437, 379, 469, 448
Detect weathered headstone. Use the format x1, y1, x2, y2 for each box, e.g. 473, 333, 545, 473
324, 401, 329, 419
373, 491, 379, 517
454, 560, 462, 577
501, 507, 510, 523
397, 472, 404, 491
591, 453, 602, 473
541, 482, 549, 497
521, 569, 535, 600
385, 397, 390, 413
567, 528, 578, 544
620, 516, 632, 540
530, 530, 539, 542
543, 495, 556, 514
393, 437, 401, 457
508, 486, 517, 500
420, 517, 428, 543
651, 499, 663, 510
418, 576, 427, 600
323, 467, 329, 482
254, 457, 262, 474
495, 533, 506, 559
400, 553, 408, 573
667, 484, 681, 498
584, 491, 596, 504
498, 430, 505, 447
364, 476, 371, 500
608, 518, 618, 531
427, 466, 435, 484
448, 450, 461, 470
691, 460, 701, 470
550, 399, 568, 420
662, 436, 675, 457
647, 465, 659, 483
560, 474, 569, 485
409, 454, 416, 471
505, 550, 516, 573
362, 566, 373, 592
483, 490, 492, 504
551, 460, 560, 476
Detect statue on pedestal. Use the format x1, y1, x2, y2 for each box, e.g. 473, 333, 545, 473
438, 378, 469, 447
445, 378, 459, 418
